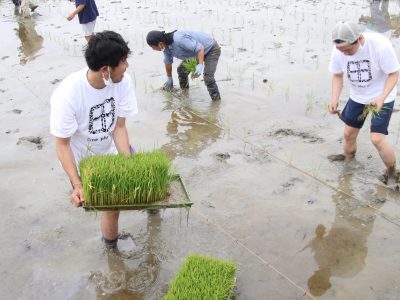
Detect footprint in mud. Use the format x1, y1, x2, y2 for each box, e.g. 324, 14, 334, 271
5, 128, 18, 134
215, 152, 230, 161
269, 128, 324, 144
17, 136, 44, 149
11, 109, 23, 114
273, 177, 303, 194
327, 154, 345, 162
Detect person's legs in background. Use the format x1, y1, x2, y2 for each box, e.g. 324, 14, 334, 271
204, 42, 221, 101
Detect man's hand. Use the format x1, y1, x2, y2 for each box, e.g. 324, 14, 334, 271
370, 95, 385, 110
328, 100, 339, 114
70, 183, 84, 206
67, 12, 76, 21
193, 64, 204, 78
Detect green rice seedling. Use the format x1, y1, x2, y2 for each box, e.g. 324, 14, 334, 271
182, 58, 198, 79
311, 160, 322, 178
226, 65, 232, 81
285, 86, 290, 102
164, 255, 237, 300
357, 104, 386, 121
283, 150, 293, 165
79, 150, 173, 208
267, 80, 274, 96
305, 91, 315, 113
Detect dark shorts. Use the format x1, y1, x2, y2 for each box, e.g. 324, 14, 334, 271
341, 98, 395, 135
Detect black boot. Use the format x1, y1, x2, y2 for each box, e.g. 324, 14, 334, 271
30, 4, 38, 11
210, 92, 221, 101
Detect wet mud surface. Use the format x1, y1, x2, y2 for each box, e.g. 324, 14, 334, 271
1, 0, 400, 299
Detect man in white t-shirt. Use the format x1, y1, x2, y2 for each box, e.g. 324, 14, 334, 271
328, 21, 399, 182
50, 31, 138, 248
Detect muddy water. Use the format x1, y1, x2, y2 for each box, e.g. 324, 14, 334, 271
1, 0, 400, 299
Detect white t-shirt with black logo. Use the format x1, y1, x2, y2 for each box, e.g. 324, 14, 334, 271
329, 32, 400, 104
50, 68, 138, 165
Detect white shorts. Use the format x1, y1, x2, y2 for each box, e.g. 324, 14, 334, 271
81, 20, 96, 37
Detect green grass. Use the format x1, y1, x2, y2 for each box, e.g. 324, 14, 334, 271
358, 104, 386, 121
164, 255, 237, 300
79, 150, 172, 207
182, 58, 198, 78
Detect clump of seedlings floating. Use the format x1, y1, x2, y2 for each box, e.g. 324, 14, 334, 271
79, 150, 174, 209
164, 255, 237, 300
182, 58, 199, 79
357, 104, 386, 121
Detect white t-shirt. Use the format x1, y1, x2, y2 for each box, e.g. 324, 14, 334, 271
329, 32, 400, 104
50, 68, 138, 165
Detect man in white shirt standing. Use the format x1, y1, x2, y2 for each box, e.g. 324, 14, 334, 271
328, 21, 399, 182
50, 31, 138, 248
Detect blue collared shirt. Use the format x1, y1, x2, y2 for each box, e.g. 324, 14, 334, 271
163, 30, 214, 65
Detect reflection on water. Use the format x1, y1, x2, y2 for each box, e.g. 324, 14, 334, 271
15, 15, 43, 65
91, 214, 163, 299
162, 97, 222, 159
306, 169, 386, 297
359, 0, 400, 37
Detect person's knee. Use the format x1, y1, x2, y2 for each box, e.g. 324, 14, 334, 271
204, 75, 215, 87
343, 130, 357, 143
371, 133, 385, 148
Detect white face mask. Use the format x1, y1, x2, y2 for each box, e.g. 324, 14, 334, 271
102, 66, 114, 87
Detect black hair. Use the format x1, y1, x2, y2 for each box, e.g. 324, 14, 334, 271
85, 31, 131, 71
146, 30, 176, 46
333, 38, 359, 45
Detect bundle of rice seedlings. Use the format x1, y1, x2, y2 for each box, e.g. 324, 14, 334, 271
182, 58, 198, 79
79, 150, 173, 208
164, 255, 237, 300
357, 104, 386, 121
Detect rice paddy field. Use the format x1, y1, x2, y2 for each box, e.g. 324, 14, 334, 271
1, 0, 400, 299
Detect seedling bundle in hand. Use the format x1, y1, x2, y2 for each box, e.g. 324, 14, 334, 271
357, 104, 386, 121
182, 58, 199, 79
164, 255, 237, 300
79, 150, 173, 208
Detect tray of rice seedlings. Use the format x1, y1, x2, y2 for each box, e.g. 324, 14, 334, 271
79, 150, 193, 211
182, 58, 198, 79
357, 104, 386, 121
164, 254, 237, 300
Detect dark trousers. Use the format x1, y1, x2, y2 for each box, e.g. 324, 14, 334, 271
177, 41, 221, 99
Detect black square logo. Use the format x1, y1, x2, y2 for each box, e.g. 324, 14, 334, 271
347, 60, 372, 83
88, 97, 115, 134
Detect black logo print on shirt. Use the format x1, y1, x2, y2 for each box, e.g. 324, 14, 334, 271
347, 60, 372, 84
88, 97, 115, 134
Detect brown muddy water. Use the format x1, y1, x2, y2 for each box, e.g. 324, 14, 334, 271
1, 0, 400, 299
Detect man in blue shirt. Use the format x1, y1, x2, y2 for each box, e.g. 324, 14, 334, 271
146, 30, 221, 101
67, 0, 99, 42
